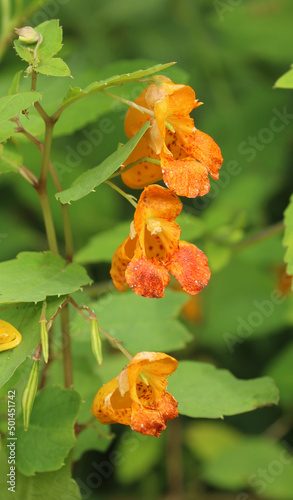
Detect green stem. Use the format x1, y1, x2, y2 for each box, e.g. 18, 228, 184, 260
15, 0, 23, 17
16, 124, 74, 261
102, 90, 155, 118
69, 298, 133, 361
103, 90, 175, 132
48, 163, 74, 261
1, 0, 10, 35
99, 326, 133, 361
60, 304, 73, 388
2, 156, 38, 186
105, 180, 137, 208
39, 122, 54, 186
37, 189, 59, 255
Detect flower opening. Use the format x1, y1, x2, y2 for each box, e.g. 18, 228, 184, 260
91, 351, 178, 437
121, 76, 223, 198
110, 184, 211, 298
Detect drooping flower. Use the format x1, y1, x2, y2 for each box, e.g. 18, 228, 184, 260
0, 320, 22, 352
110, 184, 210, 298
91, 351, 178, 437
121, 76, 223, 198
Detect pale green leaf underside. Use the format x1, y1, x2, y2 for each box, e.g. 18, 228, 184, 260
168, 361, 279, 418
73, 290, 192, 353
37, 58, 71, 77
283, 193, 293, 280
16, 386, 81, 475
274, 65, 293, 89
56, 122, 149, 203
61, 62, 175, 109
0, 251, 92, 304
0, 121, 17, 143
0, 91, 42, 123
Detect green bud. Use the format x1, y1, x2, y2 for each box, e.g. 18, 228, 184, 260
40, 321, 49, 363
90, 319, 102, 365
22, 360, 39, 431
15, 26, 39, 44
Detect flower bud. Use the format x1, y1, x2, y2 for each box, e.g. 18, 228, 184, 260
15, 26, 39, 44
90, 319, 102, 365
22, 360, 39, 431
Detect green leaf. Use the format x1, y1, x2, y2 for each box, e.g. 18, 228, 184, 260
265, 341, 293, 409
0, 143, 21, 174
283, 194, 293, 281
37, 58, 71, 77
274, 66, 293, 89
56, 122, 149, 204
47, 347, 103, 424
72, 290, 192, 353
0, 91, 42, 123
74, 425, 114, 461
61, 62, 175, 109
14, 20, 63, 64
35, 20, 63, 61
0, 251, 92, 304
0, 452, 81, 500
0, 297, 66, 388
168, 361, 279, 418
16, 386, 81, 475
198, 254, 289, 348
13, 41, 35, 64
0, 121, 17, 143
8, 70, 23, 95
202, 437, 293, 499
75, 220, 132, 264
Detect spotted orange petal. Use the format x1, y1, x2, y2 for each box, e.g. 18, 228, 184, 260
134, 185, 182, 234
143, 219, 181, 264
154, 85, 197, 141
183, 129, 223, 180
131, 405, 167, 437
169, 240, 211, 294
91, 377, 131, 425
156, 392, 178, 423
125, 256, 170, 298
161, 155, 210, 198
121, 136, 162, 189
110, 234, 138, 292
127, 351, 178, 404
124, 88, 149, 138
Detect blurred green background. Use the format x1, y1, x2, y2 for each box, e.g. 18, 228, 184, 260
1, 0, 293, 499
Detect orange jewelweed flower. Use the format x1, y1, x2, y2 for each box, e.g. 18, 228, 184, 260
0, 320, 22, 352
110, 184, 211, 298
91, 351, 178, 437
122, 76, 223, 198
